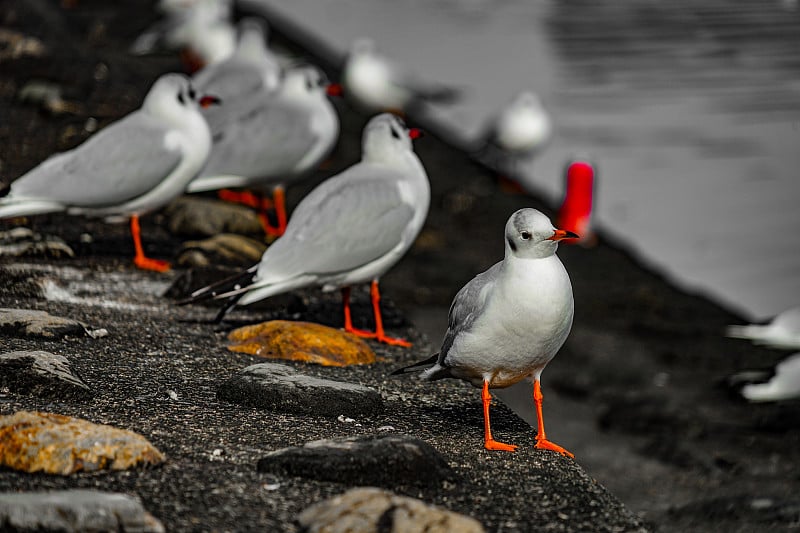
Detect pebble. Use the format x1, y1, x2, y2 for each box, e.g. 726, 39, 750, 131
0, 308, 88, 339
256, 434, 456, 488
0, 227, 74, 258
0, 350, 92, 399
0, 489, 164, 533
176, 233, 267, 267
227, 320, 377, 366
297, 487, 484, 533
0, 411, 165, 475
217, 362, 383, 417
163, 196, 264, 237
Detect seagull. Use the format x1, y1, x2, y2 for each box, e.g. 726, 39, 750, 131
727, 352, 800, 402
726, 307, 800, 350
191, 17, 282, 102
557, 160, 596, 246
487, 91, 552, 158
181, 113, 428, 346
131, 0, 235, 72
341, 38, 460, 113
393, 208, 577, 455
188, 64, 340, 237
0, 73, 220, 272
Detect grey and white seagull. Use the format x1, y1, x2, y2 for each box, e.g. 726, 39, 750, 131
394, 208, 577, 455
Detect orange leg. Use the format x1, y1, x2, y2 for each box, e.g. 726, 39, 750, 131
217, 188, 286, 237
261, 186, 287, 238
482, 380, 517, 452
217, 189, 273, 210
130, 215, 170, 272
533, 379, 574, 458
340, 281, 411, 347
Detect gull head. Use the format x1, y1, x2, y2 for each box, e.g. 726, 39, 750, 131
504, 208, 578, 259
282, 65, 329, 99
143, 73, 220, 125
361, 113, 420, 162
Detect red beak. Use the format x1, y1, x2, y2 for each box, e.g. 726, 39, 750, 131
547, 229, 580, 241
199, 95, 222, 108
408, 128, 423, 140
326, 83, 344, 97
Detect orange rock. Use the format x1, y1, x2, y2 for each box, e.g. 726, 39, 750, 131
0, 411, 165, 475
227, 320, 377, 367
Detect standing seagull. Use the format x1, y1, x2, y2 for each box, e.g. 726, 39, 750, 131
188, 64, 339, 237
0, 73, 219, 271
181, 113, 428, 346
394, 209, 577, 455
342, 38, 459, 113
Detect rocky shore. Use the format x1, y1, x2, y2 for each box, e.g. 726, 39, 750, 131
1, 1, 799, 532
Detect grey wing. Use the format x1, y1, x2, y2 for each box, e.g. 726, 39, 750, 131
202, 98, 315, 178
259, 165, 414, 277
193, 60, 268, 101
439, 262, 502, 365
12, 113, 182, 208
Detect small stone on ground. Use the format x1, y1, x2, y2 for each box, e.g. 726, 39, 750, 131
0, 350, 92, 399
0, 308, 87, 339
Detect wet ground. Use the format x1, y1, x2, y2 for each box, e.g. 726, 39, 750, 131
2, 1, 800, 532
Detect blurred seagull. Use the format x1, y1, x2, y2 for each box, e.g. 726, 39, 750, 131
0, 73, 220, 272
131, 0, 235, 71
181, 113, 428, 346
188, 64, 339, 237
191, 17, 282, 101
393, 208, 577, 455
727, 352, 800, 402
342, 38, 460, 113
726, 307, 800, 350
487, 91, 552, 158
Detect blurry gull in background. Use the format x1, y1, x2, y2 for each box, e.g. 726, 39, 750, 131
0, 73, 219, 272
341, 37, 460, 114
181, 113, 428, 347
728, 352, 800, 403
188, 64, 340, 237
394, 208, 577, 456
726, 307, 800, 350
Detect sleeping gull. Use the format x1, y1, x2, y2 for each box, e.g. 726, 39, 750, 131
394, 208, 577, 455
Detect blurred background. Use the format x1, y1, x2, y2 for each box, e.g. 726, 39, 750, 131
246, 0, 800, 321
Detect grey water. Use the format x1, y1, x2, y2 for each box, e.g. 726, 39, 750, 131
247, 0, 800, 322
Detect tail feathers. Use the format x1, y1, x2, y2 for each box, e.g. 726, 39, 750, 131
177, 264, 258, 305
725, 324, 759, 340
391, 352, 441, 376
0, 199, 64, 219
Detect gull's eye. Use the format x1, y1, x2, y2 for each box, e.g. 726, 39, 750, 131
390, 128, 401, 140
177, 92, 185, 105
520, 231, 531, 240
188, 87, 196, 100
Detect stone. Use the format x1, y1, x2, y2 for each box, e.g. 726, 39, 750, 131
164, 196, 264, 237
217, 362, 383, 417
0, 350, 92, 399
0, 411, 165, 475
297, 487, 484, 533
227, 320, 377, 367
0, 489, 164, 532
0, 308, 87, 339
256, 434, 455, 488
0, 227, 75, 258
176, 233, 267, 267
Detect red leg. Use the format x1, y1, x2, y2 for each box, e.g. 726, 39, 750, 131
130, 215, 170, 272
533, 379, 574, 458
482, 380, 517, 452
261, 186, 287, 237
217, 189, 273, 210
340, 282, 411, 347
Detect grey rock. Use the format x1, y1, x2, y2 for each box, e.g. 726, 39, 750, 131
163, 196, 264, 238
176, 233, 267, 268
0, 350, 92, 399
257, 434, 456, 488
217, 362, 383, 417
0, 308, 88, 339
0, 490, 164, 532
297, 487, 484, 533
0, 227, 74, 258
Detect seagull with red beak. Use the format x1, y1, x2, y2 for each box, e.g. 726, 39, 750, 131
182, 113, 428, 347
0, 73, 220, 272
394, 208, 577, 456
